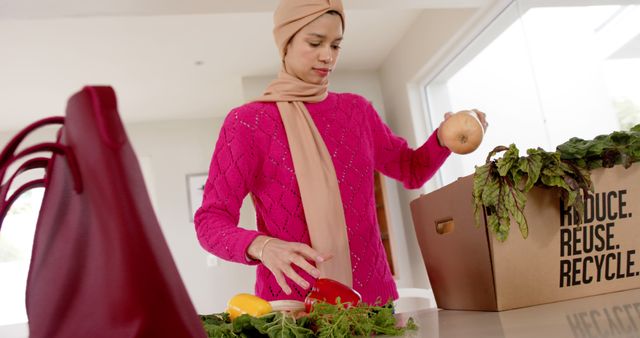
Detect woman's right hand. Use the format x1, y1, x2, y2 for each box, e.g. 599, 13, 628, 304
247, 236, 332, 295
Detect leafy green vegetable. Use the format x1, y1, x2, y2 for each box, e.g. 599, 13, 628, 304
252, 312, 315, 337
199, 300, 417, 338
200, 312, 313, 338
309, 301, 415, 337
556, 126, 640, 169
474, 124, 640, 241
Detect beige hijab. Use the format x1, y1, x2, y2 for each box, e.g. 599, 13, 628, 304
256, 0, 352, 288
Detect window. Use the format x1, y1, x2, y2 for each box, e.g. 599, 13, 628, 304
0, 188, 43, 326
425, 1, 640, 186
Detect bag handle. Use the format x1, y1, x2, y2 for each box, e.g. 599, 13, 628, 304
0, 157, 50, 231
0, 116, 83, 231
0, 157, 49, 200
0, 116, 64, 167
0, 142, 83, 194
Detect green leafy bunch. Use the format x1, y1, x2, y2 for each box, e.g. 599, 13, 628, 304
199, 300, 417, 338
557, 124, 640, 170
473, 124, 640, 242
473, 145, 591, 242
309, 301, 416, 337
200, 311, 314, 338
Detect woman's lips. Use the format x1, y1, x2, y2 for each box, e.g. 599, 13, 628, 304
313, 68, 330, 77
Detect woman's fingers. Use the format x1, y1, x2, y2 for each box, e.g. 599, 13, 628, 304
260, 239, 335, 294
289, 242, 332, 282
290, 254, 321, 279
272, 270, 292, 295
471, 109, 489, 130
295, 242, 332, 264
282, 264, 310, 290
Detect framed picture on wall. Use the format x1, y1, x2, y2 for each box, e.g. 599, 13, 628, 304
186, 173, 208, 222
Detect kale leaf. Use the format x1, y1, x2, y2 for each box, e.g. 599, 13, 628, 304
474, 123, 640, 241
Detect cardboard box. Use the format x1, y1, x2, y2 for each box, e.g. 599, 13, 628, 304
411, 164, 640, 311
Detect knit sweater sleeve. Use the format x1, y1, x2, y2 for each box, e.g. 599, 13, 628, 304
194, 107, 263, 265
366, 99, 451, 189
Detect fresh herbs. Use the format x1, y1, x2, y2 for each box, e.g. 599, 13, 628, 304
473, 124, 640, 242
201, 311, 314, 338
309, 301, 416, 337
199, 301, 417, 338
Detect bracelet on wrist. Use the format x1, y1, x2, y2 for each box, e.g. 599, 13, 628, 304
258, 237, 276, 261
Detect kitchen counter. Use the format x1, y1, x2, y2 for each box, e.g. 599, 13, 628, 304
394, 288, 640, 338
3, 288, 640, 337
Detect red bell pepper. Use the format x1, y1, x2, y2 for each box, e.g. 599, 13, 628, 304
304, 278, 362, 312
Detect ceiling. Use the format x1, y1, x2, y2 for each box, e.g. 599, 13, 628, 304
0, 0, 487, 132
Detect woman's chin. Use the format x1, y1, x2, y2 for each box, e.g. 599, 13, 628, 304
305, 75, 328, 85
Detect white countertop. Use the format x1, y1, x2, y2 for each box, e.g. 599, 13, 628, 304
3, 288, 640, 337
395, 288, 640, 337
0, 322, 28, 338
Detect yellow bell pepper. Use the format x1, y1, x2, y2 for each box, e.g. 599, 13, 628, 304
226, 293, 272, 320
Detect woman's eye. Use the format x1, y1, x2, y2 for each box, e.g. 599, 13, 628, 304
331, 45, 341, 50
309, 42, 321, 47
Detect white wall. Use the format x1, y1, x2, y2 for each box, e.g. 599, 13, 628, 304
379, 8, 478, 289
124, 118, 259, 314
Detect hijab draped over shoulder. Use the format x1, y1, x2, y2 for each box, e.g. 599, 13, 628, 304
255, 0, 353, 288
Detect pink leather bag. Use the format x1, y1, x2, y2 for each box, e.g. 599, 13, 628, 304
0, 86, 206, 338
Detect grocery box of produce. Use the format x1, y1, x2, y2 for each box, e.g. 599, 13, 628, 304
411, 128, 640, 311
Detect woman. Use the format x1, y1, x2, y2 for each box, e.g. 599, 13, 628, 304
194, 0, 488, 305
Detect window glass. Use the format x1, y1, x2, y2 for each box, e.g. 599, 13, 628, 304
426, 2, 640, 186
0, 188, 43, 326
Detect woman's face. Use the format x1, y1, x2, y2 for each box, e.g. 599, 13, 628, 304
284, 13, 343, 84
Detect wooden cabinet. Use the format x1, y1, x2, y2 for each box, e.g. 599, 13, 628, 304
374, 171, 396, 276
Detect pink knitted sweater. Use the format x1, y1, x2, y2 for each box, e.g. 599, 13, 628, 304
194, 92, 450, 304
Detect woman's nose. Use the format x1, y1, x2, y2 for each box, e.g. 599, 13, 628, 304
319, 47, 333, 63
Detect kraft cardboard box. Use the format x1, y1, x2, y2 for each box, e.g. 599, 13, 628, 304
411, 164, 640, 311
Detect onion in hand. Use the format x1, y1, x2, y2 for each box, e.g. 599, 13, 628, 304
439, 110, 485, 154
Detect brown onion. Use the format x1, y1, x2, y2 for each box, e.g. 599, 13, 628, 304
439, 110, 484, 154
